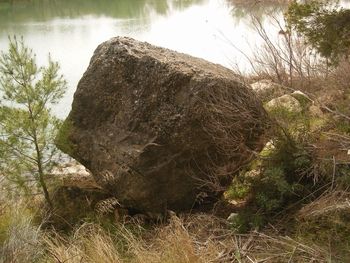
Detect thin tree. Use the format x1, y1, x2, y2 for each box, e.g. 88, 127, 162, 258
0, 37, 67, 208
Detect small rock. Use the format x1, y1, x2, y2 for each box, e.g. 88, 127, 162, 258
266, 94, 302, 113
264, 140, 275, 150
51, 161, 101, 190
291, 90, 313, 109
227, 212, 239, 222
250, 80, 286, 102
244, 169, 260, 178
292, 90, 311, 100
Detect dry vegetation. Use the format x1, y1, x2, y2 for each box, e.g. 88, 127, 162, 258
1, 171, 339, 262
0, 195, 333, 263
43, 215, 331, 263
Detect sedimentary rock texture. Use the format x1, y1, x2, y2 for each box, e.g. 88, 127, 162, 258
57, 37, 270, 213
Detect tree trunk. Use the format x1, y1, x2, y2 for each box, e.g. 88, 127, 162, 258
34, 133, 53, 209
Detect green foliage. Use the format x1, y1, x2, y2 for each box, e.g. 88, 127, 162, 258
0, 36, 67, 207
0, 210, 11, 245
227, 108, 317, 232
247, 136, 311, 213
55, 119, 75, 156
225, 174, 250, 200
335, 119, 350, 134
286, 0, 350, 63
229, 211, 265, 233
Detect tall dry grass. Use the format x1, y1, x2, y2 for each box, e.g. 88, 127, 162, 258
0, 170, 337, 263
44, 224, 123, 263
0, 189, 44, 263
43, 214, 330, 263
0, 175, 44, 263
44, 216, 217, 263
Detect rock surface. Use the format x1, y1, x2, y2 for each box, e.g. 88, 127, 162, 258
291, 90, 311, 100
51, 161, 102, 190
57, 37, 270, 213
250, 79, 286, 102
266, 94, 302, 113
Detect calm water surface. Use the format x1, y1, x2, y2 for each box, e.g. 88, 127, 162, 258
1, 0, 346, 117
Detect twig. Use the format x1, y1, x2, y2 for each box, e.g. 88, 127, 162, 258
331, 156, 336, 190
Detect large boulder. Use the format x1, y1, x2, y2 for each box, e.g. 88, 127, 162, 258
57, 37, 270, 213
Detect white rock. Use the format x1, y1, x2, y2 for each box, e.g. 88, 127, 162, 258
245, 169, 260, 178
292, 90, 313, 103
250, 79, 274, 93
264, 140, 275, 150
266, 94, 302, 113
250, 80, 285, 101
227, 212, 239, 222
52, 161, 90, 176
292, 90, 308, 97
51, 161, 100, 189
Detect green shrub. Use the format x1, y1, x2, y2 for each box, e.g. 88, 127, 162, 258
229, 211, 265, 233
225, 173, 251, 200
227, 106, 318, 232
286, 1, 350, 63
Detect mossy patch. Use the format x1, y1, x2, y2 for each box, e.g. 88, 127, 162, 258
55, 119, 75, 156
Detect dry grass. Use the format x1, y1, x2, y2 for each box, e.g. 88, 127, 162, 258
0, 202, 44, 263
295, 190, 350, 261
44, 216, 219, 263
43, 214, 330, 263
298, 190, 350, 220
45, 224, 123, 263
0, 176, 44, 263
0, 173, 339, 263
234, 232, 328, 262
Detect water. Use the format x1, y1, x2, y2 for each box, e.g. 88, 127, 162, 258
0, 0, 345, 117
